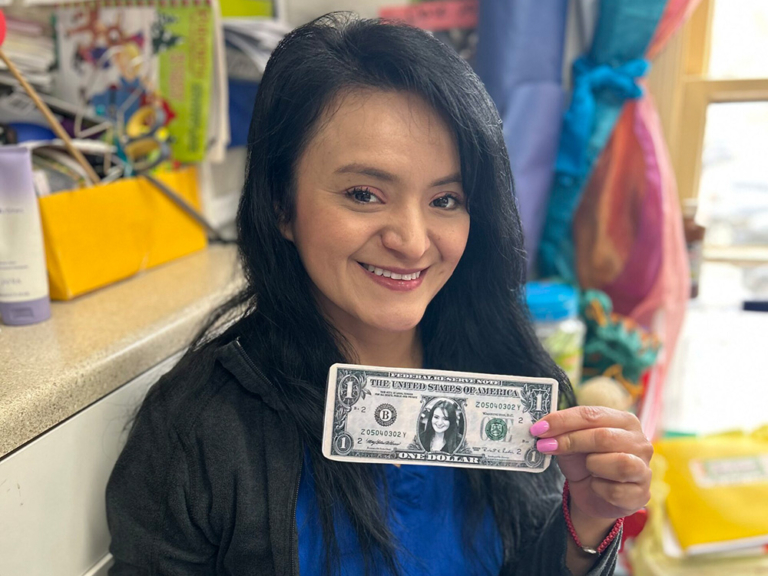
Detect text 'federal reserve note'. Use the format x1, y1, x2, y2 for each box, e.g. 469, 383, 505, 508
322, 364, 559, 473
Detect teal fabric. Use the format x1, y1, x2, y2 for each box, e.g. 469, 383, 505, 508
537, 0, 668, 282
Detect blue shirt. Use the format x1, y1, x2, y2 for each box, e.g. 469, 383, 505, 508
296, 452, 504, 575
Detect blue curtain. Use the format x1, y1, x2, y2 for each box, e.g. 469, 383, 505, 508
475, 0, 569, 273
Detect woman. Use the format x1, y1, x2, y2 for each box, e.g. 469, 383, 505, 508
106, 13, 652, 576
420, 399, 462, 453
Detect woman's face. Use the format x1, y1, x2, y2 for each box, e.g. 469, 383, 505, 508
432, 407, 450, 434
282, 90, 470, 336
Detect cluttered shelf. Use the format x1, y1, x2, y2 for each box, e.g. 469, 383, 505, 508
0, 0, 263, 460
0, 243, 241, 459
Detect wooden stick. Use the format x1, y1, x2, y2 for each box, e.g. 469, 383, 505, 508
0, 47, 101, 184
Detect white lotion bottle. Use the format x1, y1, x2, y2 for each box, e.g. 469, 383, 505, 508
0, 147, 51, 325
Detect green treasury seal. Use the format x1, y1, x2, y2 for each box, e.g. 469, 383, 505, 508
485, 418, 507, 441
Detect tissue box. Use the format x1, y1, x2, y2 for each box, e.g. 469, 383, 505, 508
38, 167, 207, 300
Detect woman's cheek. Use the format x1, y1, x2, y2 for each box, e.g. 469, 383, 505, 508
436, 221, 470, 268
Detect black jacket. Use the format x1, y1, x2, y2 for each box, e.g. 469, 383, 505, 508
106, 338, 620, 575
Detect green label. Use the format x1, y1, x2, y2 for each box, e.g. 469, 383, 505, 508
156, 5, 213, 163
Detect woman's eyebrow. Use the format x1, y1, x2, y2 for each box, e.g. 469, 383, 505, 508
334, 163, 462, 188
335, 163, 396, 182
430, 172, 463, 188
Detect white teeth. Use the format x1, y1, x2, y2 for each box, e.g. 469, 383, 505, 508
362, 263, 423, 280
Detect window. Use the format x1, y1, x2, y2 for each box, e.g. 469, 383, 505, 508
648, 0, 768, 262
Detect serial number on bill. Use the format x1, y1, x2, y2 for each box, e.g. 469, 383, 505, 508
360, 429, 405, 437
475, 401, 519, 410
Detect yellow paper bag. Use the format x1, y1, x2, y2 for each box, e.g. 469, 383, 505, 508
39, 167, 207, 300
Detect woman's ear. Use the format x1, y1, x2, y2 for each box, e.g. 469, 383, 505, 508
279, 219, 294, 242
275, 204, 294, 242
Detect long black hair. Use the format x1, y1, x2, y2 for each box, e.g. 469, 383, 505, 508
180, 12, 574, 575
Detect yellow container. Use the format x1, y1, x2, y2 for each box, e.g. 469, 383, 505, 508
38, 167, 207, 300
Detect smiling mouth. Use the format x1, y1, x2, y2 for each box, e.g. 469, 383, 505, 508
357, 262, 426, 281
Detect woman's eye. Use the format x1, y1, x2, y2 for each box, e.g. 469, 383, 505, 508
347, 187, 381, 204
431, 194, 461, 209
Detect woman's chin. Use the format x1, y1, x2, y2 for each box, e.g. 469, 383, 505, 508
361, 312, 424, 334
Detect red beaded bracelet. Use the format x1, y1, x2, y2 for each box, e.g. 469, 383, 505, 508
562, 480, 624, 555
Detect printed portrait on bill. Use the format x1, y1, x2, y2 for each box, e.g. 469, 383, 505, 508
418, 398, 466, 454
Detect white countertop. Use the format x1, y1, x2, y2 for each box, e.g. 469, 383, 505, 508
0, 244, 242, 459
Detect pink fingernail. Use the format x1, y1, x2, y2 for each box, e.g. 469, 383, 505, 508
529, 420, 550, 436
537, 438, 558, 453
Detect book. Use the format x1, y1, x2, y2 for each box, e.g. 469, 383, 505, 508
654, 428, 768, 556
54, 0, 228, 163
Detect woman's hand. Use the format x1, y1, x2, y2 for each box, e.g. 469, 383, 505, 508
530, 405, 653, 520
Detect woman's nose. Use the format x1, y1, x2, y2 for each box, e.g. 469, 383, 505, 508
380, 204, 431, 261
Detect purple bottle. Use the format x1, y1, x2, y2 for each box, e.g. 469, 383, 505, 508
0, 147, 51, 325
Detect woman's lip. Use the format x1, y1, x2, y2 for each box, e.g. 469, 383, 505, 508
358, 262, 427, 275
358, 262, 427, 292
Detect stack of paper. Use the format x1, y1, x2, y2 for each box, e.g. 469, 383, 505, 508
0, 15, 55, 92
223, 18, 291, 81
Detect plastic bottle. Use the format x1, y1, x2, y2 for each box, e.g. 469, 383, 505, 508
525, 282, 585, 386
683, 198, 705, 299
0, 147, 51, 325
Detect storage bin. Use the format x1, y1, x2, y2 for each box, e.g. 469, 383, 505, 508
38, 167, 207, 300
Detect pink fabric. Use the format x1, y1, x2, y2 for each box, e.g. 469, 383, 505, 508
601, 99, 664, 315
573, 0, 701, 435
622, 94, 688, 331
647, 0, 703, 60
626, 93, 689, 434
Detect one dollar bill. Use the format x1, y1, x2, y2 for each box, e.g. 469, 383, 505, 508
322, 364, 559, 473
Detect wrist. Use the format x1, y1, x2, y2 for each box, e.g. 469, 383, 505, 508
569, 502, 619, 545
563, 480, 624, 555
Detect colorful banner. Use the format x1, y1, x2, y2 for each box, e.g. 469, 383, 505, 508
379, 0, 478, 31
